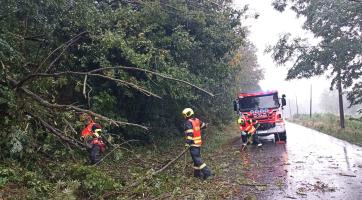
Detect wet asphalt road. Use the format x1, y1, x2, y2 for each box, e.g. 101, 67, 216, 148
234, 122, 362, 200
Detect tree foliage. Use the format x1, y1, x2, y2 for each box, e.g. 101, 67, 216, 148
0, 0, 262, 162
269, 0, 362, 105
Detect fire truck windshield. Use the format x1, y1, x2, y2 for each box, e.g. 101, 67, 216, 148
238, 93, 280, 111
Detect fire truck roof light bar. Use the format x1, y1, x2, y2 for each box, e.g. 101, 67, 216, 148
239, 90, 278, 98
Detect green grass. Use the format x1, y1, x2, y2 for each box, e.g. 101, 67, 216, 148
1, 124, 246, 199
291, 113, 362, 146
98, 124, 245, 199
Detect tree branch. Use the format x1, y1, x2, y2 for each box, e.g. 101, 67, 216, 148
37, 31, 87, 73
89, 66, 214, 97
9, 78, 149, 130
15, 31, 88, 88
15, 66, 214, 97
29, 112, 87, 150
14, 70, 162, 99
128, 147, 189, 188
92, 139, 139, 165
83, 74, 88, 99
64, 118, 80, 136
91, 73, 162, 98
103, 146, 189, 199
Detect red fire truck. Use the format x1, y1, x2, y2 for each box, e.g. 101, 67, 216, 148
233, 90, 287, 142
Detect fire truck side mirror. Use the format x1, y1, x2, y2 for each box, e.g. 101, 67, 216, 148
233, 100, 238, 112
281, 95, 286, 107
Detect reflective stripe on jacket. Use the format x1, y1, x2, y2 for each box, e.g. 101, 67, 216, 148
239, 117, 257, 134
81, 122, 102, 139
185, 118, 202, 147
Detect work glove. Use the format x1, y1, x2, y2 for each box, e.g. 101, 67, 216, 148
94, 129, 102, 138
201, 122, 208, 129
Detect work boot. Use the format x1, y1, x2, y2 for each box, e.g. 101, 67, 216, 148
194, 170, 203, 178
201, 167, 212, 180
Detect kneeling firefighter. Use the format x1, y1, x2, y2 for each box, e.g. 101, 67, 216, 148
238, 114, 262, 147
80, 113, 106, 164
182, 108, 212, 180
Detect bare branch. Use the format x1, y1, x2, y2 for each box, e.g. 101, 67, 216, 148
92, 139, 139, 165
154, 147, 189, 175
37, 31, 87, 73
63, 118, 79, 136
103, 146, 189, 199
128, 147, 189, 188
15, 70, 162, 99
9, 78, 149, 130
87, 85, 92, 108
89, 66, 215, 97
83, 74, 88, 99
91, 73, 162, 98
29, 112, 87, 150
14, 32, 88, 88
15, 66, 214, 97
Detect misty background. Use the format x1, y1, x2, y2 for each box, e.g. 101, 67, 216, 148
233, 0, 361, 118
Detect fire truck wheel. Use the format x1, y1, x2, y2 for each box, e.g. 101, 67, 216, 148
274, 132, 287, 142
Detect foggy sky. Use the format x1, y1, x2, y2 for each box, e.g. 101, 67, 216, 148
233, 0, 333, 116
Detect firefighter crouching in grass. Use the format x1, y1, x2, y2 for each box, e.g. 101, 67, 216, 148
238, 114, 262, 148
80, 113, 106, 164
182, 108, 212, 180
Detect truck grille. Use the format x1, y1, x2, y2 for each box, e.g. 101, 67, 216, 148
258, 123, 275, 130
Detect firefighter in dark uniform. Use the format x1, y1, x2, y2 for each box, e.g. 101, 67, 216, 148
182, 108, 212, 180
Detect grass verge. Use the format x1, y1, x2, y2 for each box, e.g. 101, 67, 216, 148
1, 123, 246, 199
290, 113, 362, 147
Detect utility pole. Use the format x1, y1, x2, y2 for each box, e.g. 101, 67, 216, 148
310, 84, 312, 118
295, 96, 299, 116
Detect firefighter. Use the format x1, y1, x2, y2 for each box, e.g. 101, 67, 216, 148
80, 113, 106, 164
237, 114, 262, 147
182, 108, 212, 180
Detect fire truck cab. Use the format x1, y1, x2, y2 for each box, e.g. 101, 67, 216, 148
233, 90, 287, 142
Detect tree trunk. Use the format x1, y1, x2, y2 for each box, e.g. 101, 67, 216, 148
337, 75, 345, 129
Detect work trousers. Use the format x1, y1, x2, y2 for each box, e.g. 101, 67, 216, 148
241, 131, 260, 144
189, 146, 212, 179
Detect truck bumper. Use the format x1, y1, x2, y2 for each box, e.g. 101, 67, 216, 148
257, 124, 286, 136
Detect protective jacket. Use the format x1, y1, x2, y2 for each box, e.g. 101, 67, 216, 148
183, 117, 211, 179
184, 118, 206, 147
82, 121, 101, 139
81, 121, 105, 150
238, 116, 258, 135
